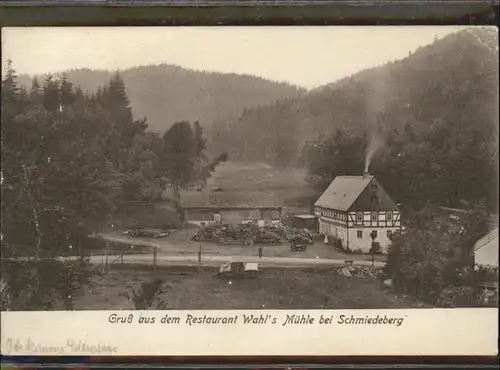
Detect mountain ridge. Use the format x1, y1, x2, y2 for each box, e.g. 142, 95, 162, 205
210, 27, 498, 165
17, 63, 306, 133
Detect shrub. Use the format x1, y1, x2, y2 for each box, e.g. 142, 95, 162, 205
0, 279, 12, 311
384, 205, 491, 306
436, 286, 478, 307
1, 257, 94, 310
122, 279, 168, 309
477, 288, 498, 307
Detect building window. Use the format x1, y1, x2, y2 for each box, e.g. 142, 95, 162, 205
387, 230, 392, 239
357, 230, 362, 238
356, 212, 363, 224
371, 212, 378, 222
372, 230, 378, 238
387, 211, 393, 221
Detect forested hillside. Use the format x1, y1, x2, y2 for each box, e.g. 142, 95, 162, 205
213, 28, 498, 165
212, 28, 498, 212
17, 64, 304, 133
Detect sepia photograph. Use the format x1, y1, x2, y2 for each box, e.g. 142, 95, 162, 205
1, 26, 498, 316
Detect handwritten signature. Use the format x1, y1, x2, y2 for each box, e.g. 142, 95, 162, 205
4, 338, 117, 354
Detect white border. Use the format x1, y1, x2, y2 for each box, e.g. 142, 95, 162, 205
1, 308, 498, 356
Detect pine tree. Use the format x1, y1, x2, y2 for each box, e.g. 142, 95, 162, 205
161, 121, 197, 204
193, 121, 207, 161
42, 74, 60, 113
59, 74, 75, 107
1, 59, 21, 122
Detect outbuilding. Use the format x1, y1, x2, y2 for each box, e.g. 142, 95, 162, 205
474, 228, 499, 268
291, 215, 318, 233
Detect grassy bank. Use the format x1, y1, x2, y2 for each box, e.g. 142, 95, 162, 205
72, 265, 428, 310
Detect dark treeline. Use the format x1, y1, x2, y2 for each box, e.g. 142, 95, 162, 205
1, 61, 225, 259
302, 115, 497, 213
213, 28, 499, 213
17, 64, 304, 134
211, 98, 302, 167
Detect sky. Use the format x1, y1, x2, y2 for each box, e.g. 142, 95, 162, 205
2, 26, 472, 89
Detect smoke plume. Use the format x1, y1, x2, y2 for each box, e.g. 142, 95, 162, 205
364, 134, 384, 173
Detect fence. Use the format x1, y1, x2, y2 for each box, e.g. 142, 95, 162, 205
94, 241, 209, 276
2, 233, 268, 276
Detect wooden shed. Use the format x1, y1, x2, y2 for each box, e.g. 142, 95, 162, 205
291, 215, 318, 233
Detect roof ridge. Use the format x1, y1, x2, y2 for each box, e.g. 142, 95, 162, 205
337, 175, 373, 178
474, 228, 499, 251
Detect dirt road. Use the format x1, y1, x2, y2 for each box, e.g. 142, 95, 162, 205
97, 231, 387, 263
63, 253, 386, 269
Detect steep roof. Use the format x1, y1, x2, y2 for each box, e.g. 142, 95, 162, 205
474, 228, 499, 252
474, 228, 499, 267
314, 175, 373, 211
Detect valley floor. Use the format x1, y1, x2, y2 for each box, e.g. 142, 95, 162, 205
72, 265, 428, 310
99, 230, 387, 263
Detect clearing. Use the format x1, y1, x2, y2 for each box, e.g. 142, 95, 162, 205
109, 161, 319, 232
179, 161, 319, 213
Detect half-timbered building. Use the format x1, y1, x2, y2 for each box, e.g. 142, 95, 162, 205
313, 174, 400, 254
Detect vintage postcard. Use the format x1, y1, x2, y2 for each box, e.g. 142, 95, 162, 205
1, 26, 498, 357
